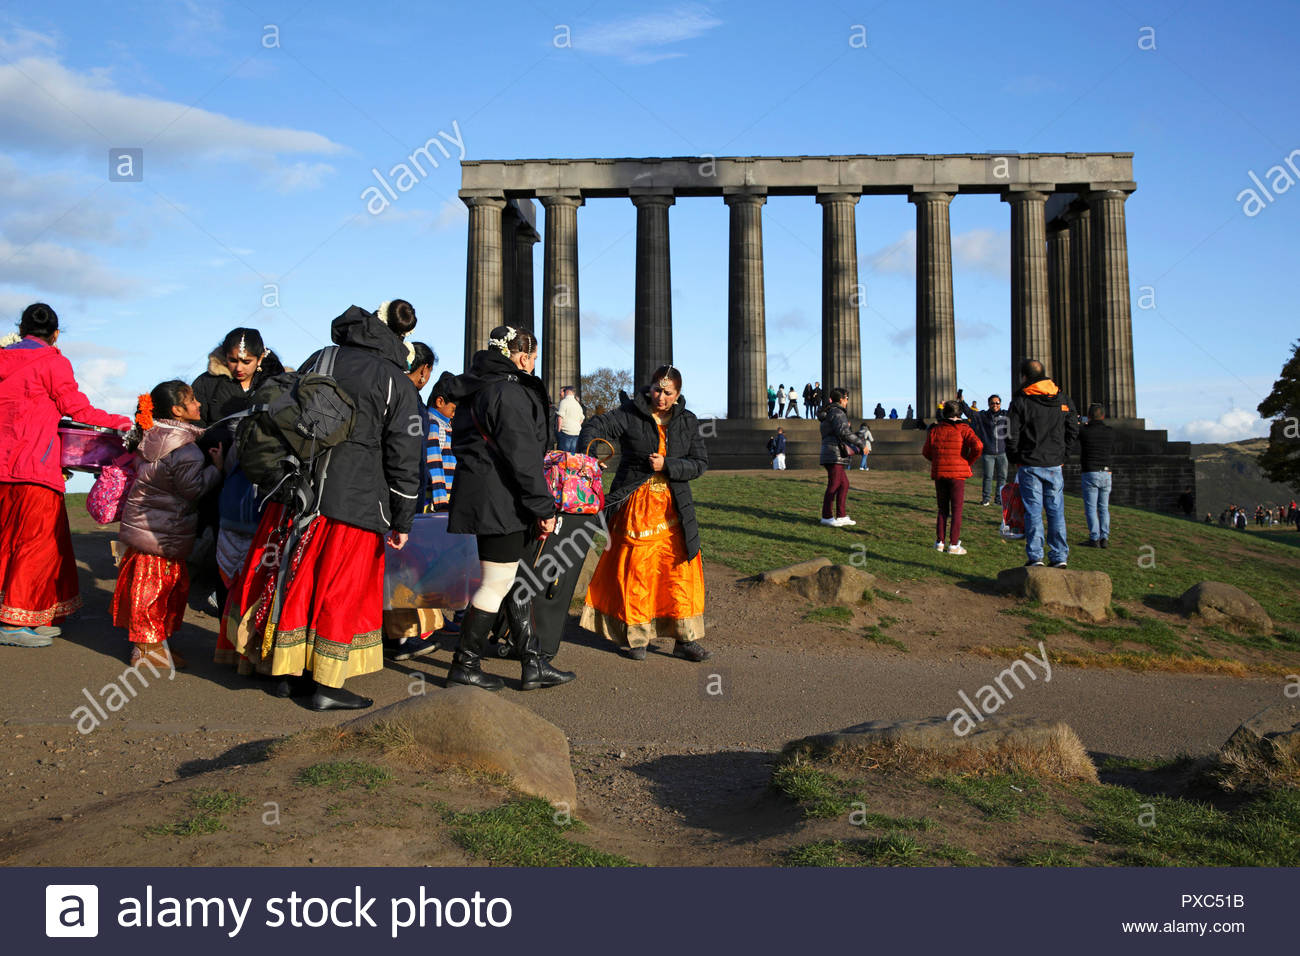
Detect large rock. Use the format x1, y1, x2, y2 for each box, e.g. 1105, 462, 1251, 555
756, 557, 832, 585
1178, 581, 1272, 633
789, 715, 1097, 782
995, 566, 1111, 623
788, 564, 876, 606
346, 685, 578, 808
1220, 702, 1300, 767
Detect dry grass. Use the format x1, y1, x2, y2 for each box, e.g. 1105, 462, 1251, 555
964, 644, 1290, 677
793, 729, 1098, 785
1214, 745, 1300, 793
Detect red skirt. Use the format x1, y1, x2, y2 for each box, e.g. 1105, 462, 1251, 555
222, 503, 384, 688
110, 548, 189, 643
0, 482, 82, 627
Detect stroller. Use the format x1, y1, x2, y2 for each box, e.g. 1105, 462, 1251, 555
1000, 472, 1026, 539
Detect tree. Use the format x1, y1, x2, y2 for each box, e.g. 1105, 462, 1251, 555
580, 367, 633, 416
1257, 339, 1300, 493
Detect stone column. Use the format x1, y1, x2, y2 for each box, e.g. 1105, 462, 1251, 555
539, 192, 583, 404
817, 191, 863, 416
500, 206, 519, 330
462, 193, 507, 371
1002, 190, 1051, 388
515, 223, 539, 335
1089, 189, 1137, 419
724, 189, 767, 419
1046, 219, 1072, 396
1065, 200, 1094, 410
632, 192, 674, 390
910, 190, 957, 419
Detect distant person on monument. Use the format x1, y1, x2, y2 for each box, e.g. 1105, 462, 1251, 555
556, 385, 585, 453
921, 399, 983, 555
1006, 357, 1079, 568
777, 384, 788, 418
1178, 486, 1195, 519
803, 382, 815, 418
856, 420, 874, 470
959, 389, 1009, 507
579, 365, 710, 663
889, 407, 898, 419
817, 387, 862, 528
1204, 512, 1213, 524
766, 384, 776, 418
811, 381, 823, 410
905, 404, 914, 420
873, 402, 886, 419
1078, 403, 1114, 548
768, 427, 787, 470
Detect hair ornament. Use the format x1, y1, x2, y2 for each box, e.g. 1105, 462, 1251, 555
377, 300, 392, 329
235, 333, 249, 360
488, 326, 518, 357
135, 394, 154, 431
0, 332, 21, 349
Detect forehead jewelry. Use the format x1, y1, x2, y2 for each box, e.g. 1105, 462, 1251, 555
236, 334, 249, 359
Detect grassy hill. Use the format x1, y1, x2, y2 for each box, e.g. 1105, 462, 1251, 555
1192, 437, 1296, 518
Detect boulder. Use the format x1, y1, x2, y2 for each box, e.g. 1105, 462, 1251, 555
1178, 581, 1272, 633
789, 715, 1097, 783
1220, 702, 1300, 767
995, 566, 1111, 623
788, 564, 875, 606
346, 685, 578, 808
756, 557, 832, 585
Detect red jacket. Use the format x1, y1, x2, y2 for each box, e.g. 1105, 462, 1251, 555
0, 337, 132, 493
922, 418, 983, 480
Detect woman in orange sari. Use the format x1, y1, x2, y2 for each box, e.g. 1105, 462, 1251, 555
579, 366, 710, 661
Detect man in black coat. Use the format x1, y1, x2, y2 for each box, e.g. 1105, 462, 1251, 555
1078, 404, 1115, 547
1007, 358, 1080, 568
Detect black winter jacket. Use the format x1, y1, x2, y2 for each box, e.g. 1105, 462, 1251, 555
818, 403, 861, 466
300, 307, 423, 535
447, 350, 556, 537
1006, 376, 1079, 468
1078, 421, 1115, 472
578, 389, 708, 560
192, 349, 286, 429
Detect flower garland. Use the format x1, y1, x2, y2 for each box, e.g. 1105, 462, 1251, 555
135, 393, 154, 430
488, 326, 517, 358
0, 331, 21, 349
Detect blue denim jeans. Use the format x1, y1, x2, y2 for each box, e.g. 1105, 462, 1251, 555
1017, 465, 1068, 564
1081, 470, 1112, 541
980, 453, 1008, 503
558, 433, 579, 453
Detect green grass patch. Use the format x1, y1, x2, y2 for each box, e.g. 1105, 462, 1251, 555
441, 797, 637, 867
1016, 841, 1091, 866
928, 843, 987, 866
804, 605, 853, 625
862, 625, 908, 651
771, 761, 852, 819
931, 772, 1050, 821
296, 760, 392, 792
146, 789, 252, 837
874, 588, 913, 603
781, 832, 924, 867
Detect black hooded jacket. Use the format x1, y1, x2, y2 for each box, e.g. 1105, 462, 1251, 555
300, 306, 423, 535
192, 348, 286, 429
447, 350, 556, 537
578, 389, 708, 561
1006, 375, 1079, 468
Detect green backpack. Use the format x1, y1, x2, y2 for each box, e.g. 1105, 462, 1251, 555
234, 346, 355, 514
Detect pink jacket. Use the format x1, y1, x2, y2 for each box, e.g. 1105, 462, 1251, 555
0, 337, 132, 493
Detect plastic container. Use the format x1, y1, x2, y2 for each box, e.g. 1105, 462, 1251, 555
383, 512, 480, 610
58, 423, 127, 472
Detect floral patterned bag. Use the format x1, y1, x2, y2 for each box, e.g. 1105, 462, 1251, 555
86, 454, 137, 525
543, 439, 613, 514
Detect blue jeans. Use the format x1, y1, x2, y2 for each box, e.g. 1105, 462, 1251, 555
1017, 465, 1068, 564
1081, 470, 1112, 541
980, 453, 1008, 504
558, 433, 578, 453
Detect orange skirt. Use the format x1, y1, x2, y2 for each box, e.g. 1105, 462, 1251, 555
111, 549, 189, 644
580, 476, 705, 648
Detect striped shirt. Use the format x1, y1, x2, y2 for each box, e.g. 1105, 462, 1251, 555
425, 405, 455, 512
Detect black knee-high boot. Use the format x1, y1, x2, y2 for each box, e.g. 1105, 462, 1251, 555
507, 593, 576, 691
447, 605, 505, 691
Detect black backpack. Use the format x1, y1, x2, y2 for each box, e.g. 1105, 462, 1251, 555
766, 436, 778, 456
234, 346, 355, 514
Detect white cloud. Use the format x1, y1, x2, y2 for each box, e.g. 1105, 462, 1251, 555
575, 5, 723, 64
57, 341, 136, 411
0, 36, 344, 163
1177, 408, 1271, 443
0, 236, 135, 299
952, 228, 1008, 278
359, 198, 469, 232
865, 229, 915, 275
0, 154, 139, 244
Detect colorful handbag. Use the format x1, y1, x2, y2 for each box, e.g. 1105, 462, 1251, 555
542, 439, 614, 514
86, 453, 137, 525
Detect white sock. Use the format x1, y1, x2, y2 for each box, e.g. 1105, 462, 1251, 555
470, 560, 519, 613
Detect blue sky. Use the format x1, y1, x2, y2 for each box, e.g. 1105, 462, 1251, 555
1, 0, 1296, 450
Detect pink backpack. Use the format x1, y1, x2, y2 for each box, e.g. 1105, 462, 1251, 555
86, 454, 137, 525
543, 450, 606, 514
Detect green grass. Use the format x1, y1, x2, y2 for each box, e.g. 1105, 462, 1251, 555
771, 761, 852, 819
804, 605, 853, 625
781, 832, 924, 867
146, 789, 252, 837
1016, 841, 1092, 866
862, 625, 908, 651
295, 760, 392, 792
440, 797, 638, 867
930, 772, 1050, 821
692, 472, 1300, 629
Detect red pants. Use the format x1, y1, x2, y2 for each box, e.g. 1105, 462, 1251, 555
0, 482, 82, 626
822, 465, 848, 519
935, 478, 966, 545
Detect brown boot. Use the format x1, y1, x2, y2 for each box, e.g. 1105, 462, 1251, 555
130, 642, 187, 670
